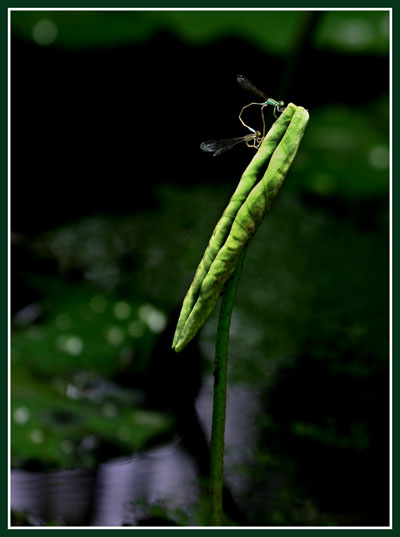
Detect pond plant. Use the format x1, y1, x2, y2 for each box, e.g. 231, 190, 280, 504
172, 84, 309, 526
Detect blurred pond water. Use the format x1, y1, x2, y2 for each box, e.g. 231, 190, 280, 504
11, 380, 260, 526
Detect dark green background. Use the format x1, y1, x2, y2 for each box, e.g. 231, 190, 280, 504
10, 9, 390, 528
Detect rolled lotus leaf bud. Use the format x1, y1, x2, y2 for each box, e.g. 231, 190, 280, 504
173, 103, 309, 352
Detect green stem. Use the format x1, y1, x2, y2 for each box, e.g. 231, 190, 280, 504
209, 249, 247, 526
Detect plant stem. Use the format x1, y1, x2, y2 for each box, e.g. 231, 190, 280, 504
209, 249, 247, 526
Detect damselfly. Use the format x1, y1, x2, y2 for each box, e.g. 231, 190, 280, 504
237, 75, 285, 137
200, 130, 263, 157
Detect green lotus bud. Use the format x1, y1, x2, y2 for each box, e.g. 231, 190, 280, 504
173, 104, 309, 352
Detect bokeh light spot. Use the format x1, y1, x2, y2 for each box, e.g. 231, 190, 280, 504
32, 19, 58, 46
66, 384, 80, 399
30, 429, 44, 444
102, 402, 117, 418
369, 145, 389, 169
106, 326, 125, 346
334, 19, 374, 49
57, 335, 84, 356
113, 301, 132, 320
13, 406, 30, 425
138, 304, 167, 333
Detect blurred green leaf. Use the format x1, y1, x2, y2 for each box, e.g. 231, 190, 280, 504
11, 10, 389, 55
11, 367, 173, 469
315, 10, 389, 54
12, 282, 163, 378
291, 99, 389, 199
11, 11, 301, 52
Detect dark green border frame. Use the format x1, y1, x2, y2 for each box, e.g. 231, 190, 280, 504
5, 3, 394, 535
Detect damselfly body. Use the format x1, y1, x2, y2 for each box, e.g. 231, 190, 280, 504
237, 75, 285, 137
200, 130, 263, 157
